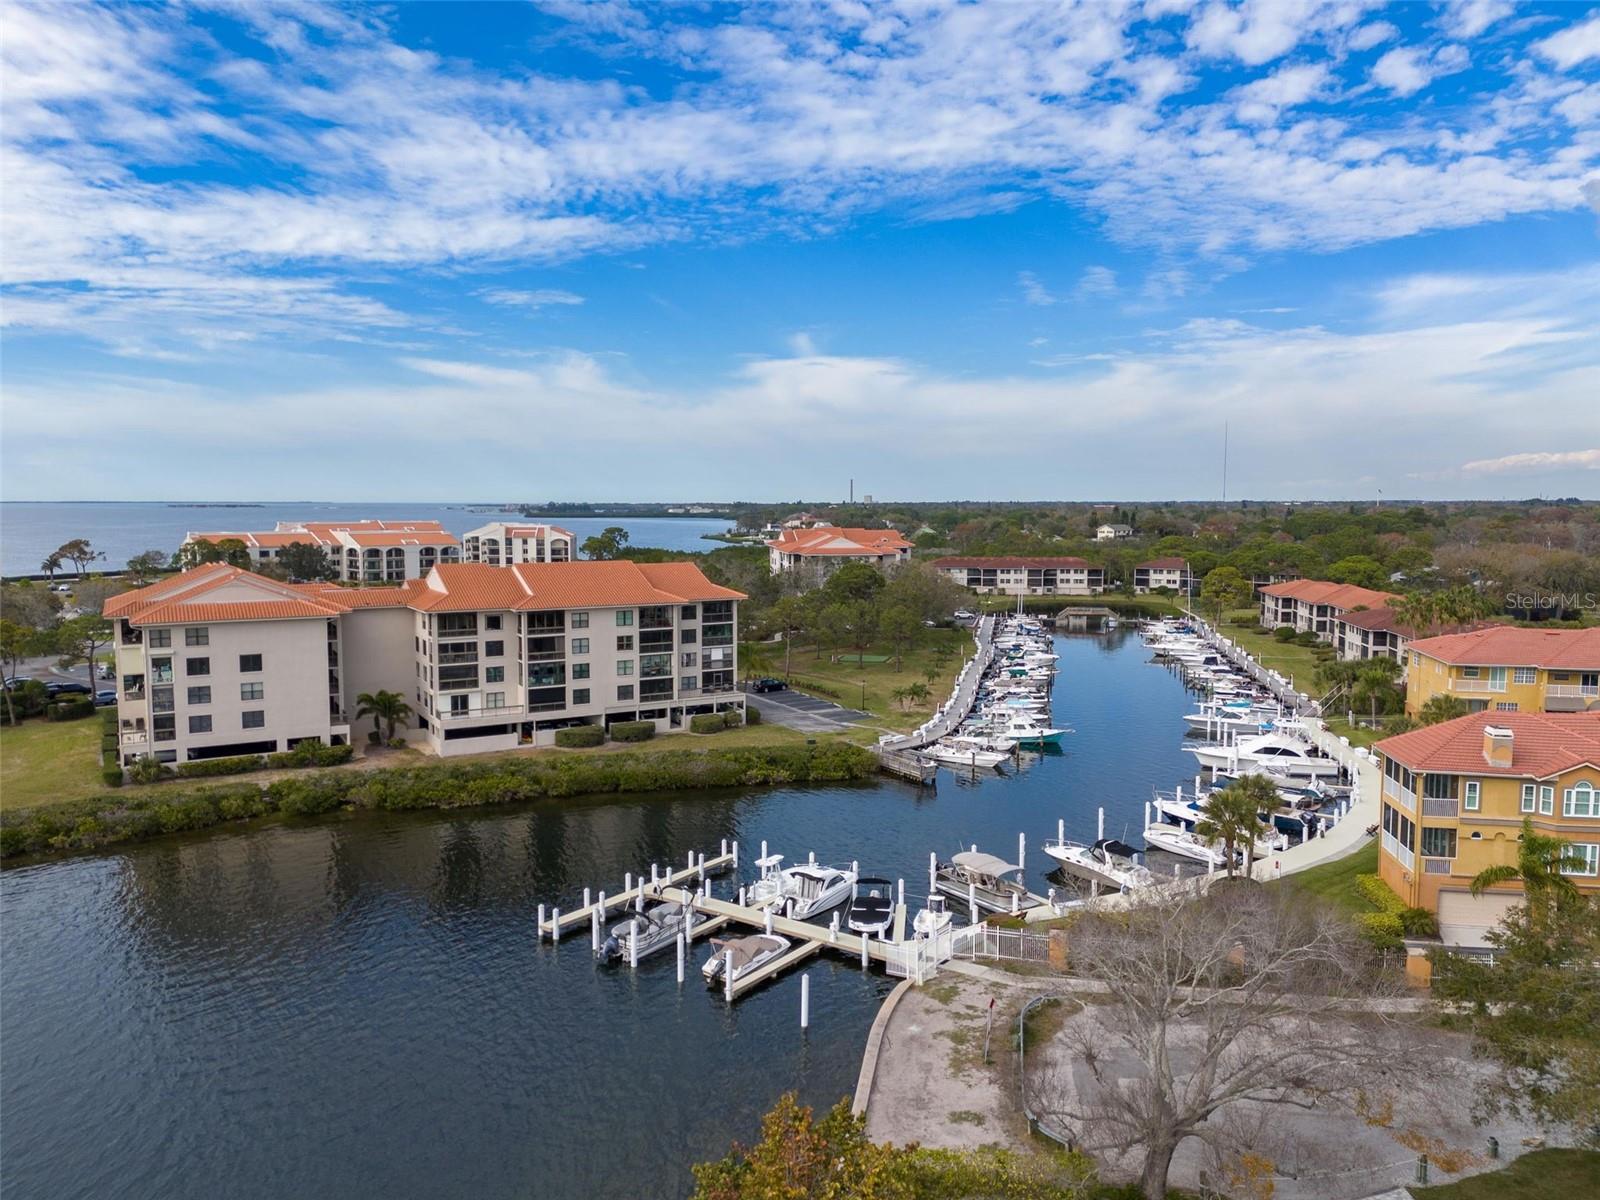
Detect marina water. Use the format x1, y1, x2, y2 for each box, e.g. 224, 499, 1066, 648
1, 631, 1198, 1199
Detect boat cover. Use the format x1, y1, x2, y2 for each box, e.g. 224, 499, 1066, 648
709, 934, 785, 971
1094, 839, 1142, 860
951, 851, 1019, 876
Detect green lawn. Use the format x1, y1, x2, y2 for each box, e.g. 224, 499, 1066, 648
755, 628, 972, 731
1213, 609, 1329, 693
1414, 1149, 1600, 1199
0, 717, 114, 812
1276, 839, 1379, 918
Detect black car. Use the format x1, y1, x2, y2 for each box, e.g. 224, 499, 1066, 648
749, 677, 787, 693
46, 681, 93, 697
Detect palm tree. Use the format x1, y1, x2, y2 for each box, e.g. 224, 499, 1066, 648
1470, 817, 1589, 926
355, 689, 413, 744
40, 551, 62, 582
1418, 694, 1468, 726
1196, 775, 1277, 879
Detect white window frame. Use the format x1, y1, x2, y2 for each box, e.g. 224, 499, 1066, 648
1563, 781, 1598, 819
1562, 843, 1599, 877
1464, 780, 1480, 812
1513, 666, 1536, 685
1521, 783, 1537, 813
1539, 785, 1555, 816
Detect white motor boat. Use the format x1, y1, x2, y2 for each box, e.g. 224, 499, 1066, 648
911, 894, 954, 938
596, 900, 693, 963
1186, 731, 1341, 778
997, 714, 1066, 747
1043, 837, 1156, 892
934, 850, 1031, 915
702, 933, 791, 986
779, 863, 858, 919
847, 877, 895, 937
925, 740, 1008, 769
1141, 821, 1232, 867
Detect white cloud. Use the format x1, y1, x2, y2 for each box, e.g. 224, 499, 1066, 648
1461, 449, 1600, 474
1346, 22, 1397, 52
478, 288, 585, 309
1076, 265, 1119, 297
1371, 47, 1433, 96
1232, 62, 1329, 123
1439, 0, 1513, 40
1018, 271, 1057, 306
1534, 13, 1600, 70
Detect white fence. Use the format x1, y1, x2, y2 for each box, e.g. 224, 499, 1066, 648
950, 923, 1054, 964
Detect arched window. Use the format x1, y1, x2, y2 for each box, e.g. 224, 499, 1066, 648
1565, 780, 1598, 819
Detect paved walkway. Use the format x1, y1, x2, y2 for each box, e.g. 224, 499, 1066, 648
881, 614, 995, 752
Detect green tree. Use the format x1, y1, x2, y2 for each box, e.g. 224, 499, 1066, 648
174, 537, 253, 570
1418, 694, 1468, 726
1324, 554, 1389, 589
1195, 775, 1275, 878
39, 551, 63, 582
52, 614, 114, 695
821, 560, 885, 605
0, 620, 49, 724
125, 550, 168, 586
55, 538, 105, 579
766, 595, 810, 678
355, 689, 414, 743
1198, 565, 1253, 624
579, 526, 629, 560
1, 581, 60, 629
1470, 817, 1590, 927
878, 604, 919, 670
279, 541, 339, 582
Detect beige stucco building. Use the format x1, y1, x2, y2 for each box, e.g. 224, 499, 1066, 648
184, 520, 461, 582
931, 556, 1105, 596
460, 521, 576, 565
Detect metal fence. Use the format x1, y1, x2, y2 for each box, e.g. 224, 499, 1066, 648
951, 924, 1053, 963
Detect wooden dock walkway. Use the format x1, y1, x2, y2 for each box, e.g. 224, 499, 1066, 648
536, 842, 738, 940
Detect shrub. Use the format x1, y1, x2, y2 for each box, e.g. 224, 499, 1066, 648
744, 704, 761, 726
1295, 630, 1321, 647
47, 697, 95, 722
101, 766, 125, 787
4, 681, 50, 722
610, 721, 656, 743
554, 725, 605, 749
174, 755, 263, 779
690, 713, 726, 734
1273, 626, 1298, 643
128, 755, 170, 785
1357, 910, 1404, 949
724, 709, 743, 728
265, 740, 355, 770
1356, 873, 1405, 914
1400, 906, 1440, 938
387, 738, 407, 749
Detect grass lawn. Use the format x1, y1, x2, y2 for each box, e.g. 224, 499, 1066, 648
1324, 717, 1387, 749
753, 627, 973, 731
1213, 608, 1330, 693
1414, 1149, 1600, 1199
1274, 839, 1378, 918
0, 717, 115, 813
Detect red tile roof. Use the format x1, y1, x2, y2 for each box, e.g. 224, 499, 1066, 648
409, 561, 746, 613
933, 556, 1098, 569
1409, 625, 1600, 670
1259, 579, 1401, 609
767, 527, 912, 556
1377, 712, 1600, 779
1138, 557, 1189, 570
107, 565, 350, 623
1335, 606, 1501, 638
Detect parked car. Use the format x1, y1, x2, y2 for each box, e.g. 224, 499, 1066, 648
98, 663, 116, 680
50, 583, 72, 594
749, 677, 787, 693
95, 689, 118, 707
3, 676, 35, 690
46, 681, 93, 697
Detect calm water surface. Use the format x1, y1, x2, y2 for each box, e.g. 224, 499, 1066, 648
0, 633, 1197, 1200
0, 502, 732, 575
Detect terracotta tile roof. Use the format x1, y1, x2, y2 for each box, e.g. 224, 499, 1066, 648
766, 526, 913, 556
295, 583, 422, 608
409, 561, 746, 613
933, 556, 1098, 569
1408, 625, 1600, 670
1259, 579, 1401, 609
107, 565, 350, 624
1138, 557, 1189, 570
1377, 712, 1600, 779
1335, 606, 1501, 638
299, 519, 447, 536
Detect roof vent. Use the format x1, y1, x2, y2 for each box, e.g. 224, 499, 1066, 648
1483, 724, 1514, 768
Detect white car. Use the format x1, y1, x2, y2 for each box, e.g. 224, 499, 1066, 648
50, 584, 72, 594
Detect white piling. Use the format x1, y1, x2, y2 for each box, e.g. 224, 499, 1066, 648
1097, 807, 1105, 840
1010, 890, 1019, 915
1173, 863, 1181, 880
1145, 800, 1151, 829
1176, 784, 1183, 803
591, 906, 601, 951
537, 903, 547, 939
738, 885, 746, 907
860, 931, 869, 969
897, 878, 905, 908
800, 973, 810, 1030
928, 851, 937, 892
1018, 831, 1026, 872
808, 850, 816, 865
552, 907, 562, 941
829, 913, 839, 944
650, 863, 659, 888
1195, 773, 1202, 795
676, 932, 685, 984
624, 872, 633, 896
635, 888, 644, 913
697, 852, 706, 878
724, 948, 734, 1002
970, 843, 977, 853
968, 881, 978, 917
583, 887, 592, 910
765, 909, 773, 936
760, 839, 768, 861
732, 840, 739, 869
597, 889, 607, 916
1057, 817, 1064, 844
629, 920, 638, 969
720, 838, 727, 858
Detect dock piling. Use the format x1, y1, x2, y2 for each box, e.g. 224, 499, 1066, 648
597, 890, 607, 917
624, 872, 633, 896
800, 973, 810, 1030
724, 949, 734, 1002
732, 840, 739, 869
1057, 818, 1064, 844
583, 887, 591, 910
738, 885, 746, 907
860, 932, 869, 969
764, 910, 773, 936
1018, 832, 1025, 873
537, 903, 547, 940
928, 851, 937, 893
897, 878, 905, 908
1098, 807, 1105, 841
676, 933, 685, 984
591, 907, 601, 951
968, 882, 978, 918
629, 920, 639, 969
552, 907, 561, 942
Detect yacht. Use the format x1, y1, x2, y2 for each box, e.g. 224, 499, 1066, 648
846, 877, 895, 937
596, 900, 693, 964
924, 739, 1008, 769
778, 863, 858, 919
934, 850, 1031, 915
1042, 837, 1156, 891
911, 894, 954, 938
997, 714, 1066, 747
1141, 821, 1233, 868
1186, 731, 1341, 778
702, 933, 791, 986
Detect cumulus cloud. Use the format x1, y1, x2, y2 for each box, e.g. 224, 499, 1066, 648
1018, 271, 1057, 306
1461, 449, 1600, 474
1534, 13, 1600, 70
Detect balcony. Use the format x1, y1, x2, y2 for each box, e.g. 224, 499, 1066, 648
438, 652, 479, 666
1421, 797, 1459, 819
439, 704, 528, 722
120, 730, 148, 746
1380, 830, 1415, 871
1422, 857, 1453, 875
123, 688, 146, 702
1449, 677, 1506, 693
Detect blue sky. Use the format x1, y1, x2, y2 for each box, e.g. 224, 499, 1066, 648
2, 0, 1597, 502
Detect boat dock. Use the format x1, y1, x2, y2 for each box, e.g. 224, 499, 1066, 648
535, 841, 739, 941
879, 613, 997, 753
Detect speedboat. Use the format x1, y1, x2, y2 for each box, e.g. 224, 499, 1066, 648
847, 877, 895, 937
934, 849, 1031, 915
924, 740, 1008, 769
1186, 731, 1341, 778
702, 933, 791, 986
1042, 837, 1156, 892
911, 894, 954, 938
997, 715, 1066, 747
1141, 821, 1232, 867
596, 900, 692, 964
780, 863, 857, 919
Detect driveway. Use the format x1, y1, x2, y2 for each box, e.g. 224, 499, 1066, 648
745, 685, 872, 732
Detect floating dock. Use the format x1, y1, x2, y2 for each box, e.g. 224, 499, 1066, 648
535, 841, 738, 941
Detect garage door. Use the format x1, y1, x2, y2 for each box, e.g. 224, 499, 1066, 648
1437, 889, 1520, 949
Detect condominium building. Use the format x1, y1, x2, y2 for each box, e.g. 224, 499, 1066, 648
1374, 712, 1600, 944
104, 560, 745, 767
766, 526, 912, 585
1133, 557, 1193, 595
1258, 580, 1401, 640
931, 556, 1105, 596
184, 520, 461, 582
1404, 626, 1600, 717
461, 521, 576, 565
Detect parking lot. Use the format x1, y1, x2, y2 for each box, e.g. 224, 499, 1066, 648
744, 684, 873, 732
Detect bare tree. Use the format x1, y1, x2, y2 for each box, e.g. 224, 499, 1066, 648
1029, 884, 1409, 1200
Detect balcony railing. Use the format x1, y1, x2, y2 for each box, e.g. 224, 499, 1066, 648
440, 704, 528, 722
123, 687, 146, 701
1421, 797, 1459, 819
437, 652, 479, 665
1547, 684, 1599, 699
1449, 678, 1507, 693
120, 731, 148, 746
1422, 857, 1453, 875
1380, 830, 1415, 871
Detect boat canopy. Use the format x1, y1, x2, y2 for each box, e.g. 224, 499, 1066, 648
709, 934, 784, 971
754, 854, 785, 868
1094, 839, 1142, 860
952, 850, 1020, 877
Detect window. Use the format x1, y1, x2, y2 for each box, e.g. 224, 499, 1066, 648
571, 638, 590, 655
615, 610, 634, 627
1461, 666, 1480, 679
1538, 785, 1555, 815
485, 641, 504, 658
185, 627, 209, 646
1423, 774, 1458, 800
572, 688, 590, 705
241, 710, 265, 729
616, 635, 634, 652
486, 615, 502, 631
1495, 702, 1519, 712
528, 663, 566, 687
187, 687, 211, 705
1522, 783, 1537, 813
681, 675, 698, 691
485, 692, 505, 709
486, 666, 505, 683
239, 654, 262, 672
680, 629, 697, 645
640, 653, 671, 678
1563, 843, 1599, 877
1564, 781, 1599, 819
1420, 827, 1457, 859
572, 663, 590, 680
188, 715, 212, 734
616, 660, 634, 676
617, 685, 634, 701
186, 657, 210, 676
1513, 667, 1536, 684
148, 629, 172, 648
240, 682, 264, 701
571, 612, 589, 629
681, 651, 697, 668
1464, 780, 1480, 811
680, 605, 697, 620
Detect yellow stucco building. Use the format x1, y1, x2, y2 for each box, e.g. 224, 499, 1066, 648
1374, 711, 1600, 946
1404, 626, 1600, 717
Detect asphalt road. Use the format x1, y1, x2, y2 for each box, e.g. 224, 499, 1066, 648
744, 685, 872, 732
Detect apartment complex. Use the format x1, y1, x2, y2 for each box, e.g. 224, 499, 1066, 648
766, 526, 912, 584
1374, 712, 1600, 944
1404, 626, 1600, 717
461, 521, 576, 565
105, 560, 745, 766
1133, 557, 1193, 595
931, 556, 1105, 596
1259, 580, 1401, 638
185, 520, 461, 582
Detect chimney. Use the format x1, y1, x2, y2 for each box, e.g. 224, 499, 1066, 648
1483, 725, 1514, 769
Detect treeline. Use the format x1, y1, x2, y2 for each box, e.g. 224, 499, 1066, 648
0, 742, 878, 860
